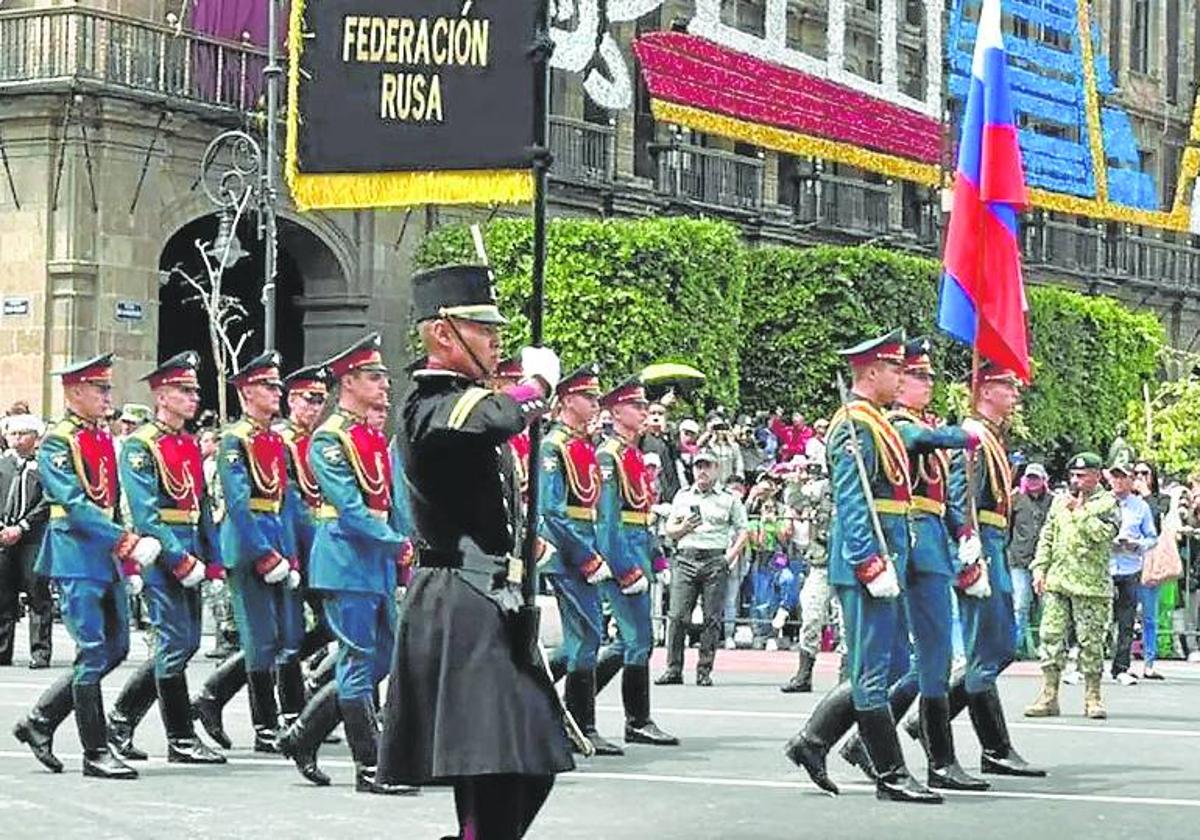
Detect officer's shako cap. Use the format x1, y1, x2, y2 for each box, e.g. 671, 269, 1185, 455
283, 363, 329, 396
600, 376, 648, 408
1068, 452, 1103, 471
143, 351, 200, 390
557, 363, 601, 398
494, 357, 523, 380
838, 328, 905, 367
231, 350, 283, 389
327, 333, 388, 379
903, 336, 934, 374
53, 352, 115, 386
411, 264, 506, 325
973, 360, 1022, 388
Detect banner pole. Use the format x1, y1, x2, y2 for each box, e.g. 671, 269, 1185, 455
521, 0, 552, 610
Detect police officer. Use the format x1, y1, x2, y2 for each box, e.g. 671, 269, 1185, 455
12, 354, 162, 778
783, 330, 939, 803
539, 364, 623, 755
903, 362, 1044, 777
104, 352, 226, 765
838, 338, 986, 790
216, 351, 303, 753
378, 264, 573, 840
594, 377, 677, 747
278, 334, 415, 794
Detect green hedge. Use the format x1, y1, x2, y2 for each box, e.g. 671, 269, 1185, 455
416, 218, 1164, 463
416, 217, 747, 407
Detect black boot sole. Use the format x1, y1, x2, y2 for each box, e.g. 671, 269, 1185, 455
875, 784, 943, 803
929, 771, 991, 791
839, 738, 877, 781
981, 757, 1047, 777
784, 736, 838, 795
110, 744, 148, 761
82, 762, 139, 780
191, 699, 232, 750
780, 681, 812, 694
625, 727, 679, 746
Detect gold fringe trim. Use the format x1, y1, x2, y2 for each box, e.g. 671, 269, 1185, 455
284, 0, 531, 210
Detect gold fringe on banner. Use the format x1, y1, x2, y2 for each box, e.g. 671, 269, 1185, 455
285, 0, 533, 210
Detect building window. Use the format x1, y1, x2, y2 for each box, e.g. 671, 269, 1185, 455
1163, 143, 1181, 210
1130, 0, 1156, 75
785, 0, 828, 61
721, 0, 766, 37
844, 0, 882, 83
897, 0, 926, 98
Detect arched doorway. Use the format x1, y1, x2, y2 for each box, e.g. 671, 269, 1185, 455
157, 213, 343, 417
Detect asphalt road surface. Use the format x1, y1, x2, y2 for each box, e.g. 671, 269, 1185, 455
1, 625, 1197, 839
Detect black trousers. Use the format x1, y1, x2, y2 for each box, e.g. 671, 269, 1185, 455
665, 550, 729, 676
453, 774, 555, 840
1111, 572, 1140, 677
0, 541, 53, 665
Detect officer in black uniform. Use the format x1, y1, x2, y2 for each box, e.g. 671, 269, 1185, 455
378, 264, 574, 840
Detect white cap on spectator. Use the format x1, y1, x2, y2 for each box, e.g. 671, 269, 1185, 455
643, 452, 662, 470
1025, 463, 1048, 480
3, 415, 44, 436
679, 419, 700, 434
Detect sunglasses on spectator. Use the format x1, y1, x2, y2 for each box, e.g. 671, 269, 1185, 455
1134, 468, 1151, 476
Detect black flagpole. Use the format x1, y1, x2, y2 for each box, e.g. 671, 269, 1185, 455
521, 0, 552, 612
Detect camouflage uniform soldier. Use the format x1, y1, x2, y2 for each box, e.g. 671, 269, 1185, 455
1025, 452, 1119, 720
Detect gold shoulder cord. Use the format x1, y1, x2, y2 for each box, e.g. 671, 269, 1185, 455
242, 435, 282, 498
331, 427, 390, 501
149, 438, 196, 503
66, 429, 111, 505
559, 438, 599, 505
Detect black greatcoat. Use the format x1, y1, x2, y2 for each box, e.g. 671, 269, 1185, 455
377, 370, 574, 785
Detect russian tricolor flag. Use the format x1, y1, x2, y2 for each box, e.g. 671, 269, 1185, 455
938, 0, 1032, 382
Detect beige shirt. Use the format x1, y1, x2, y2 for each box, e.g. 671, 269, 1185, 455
669, 484, 749, 551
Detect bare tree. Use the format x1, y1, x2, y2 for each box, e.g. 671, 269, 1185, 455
164, 190, 255, 423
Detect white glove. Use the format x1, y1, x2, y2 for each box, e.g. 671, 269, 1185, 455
772, 607, 789, 631
585, 560, 613, 585
656, 569, 671, 587
864, 560, 901, 599
262, 556, 290, 585
179, 560, 206, 589
621, 575, 649, 595
958, 534, 983, 566
126, 574, 144, 597
962, 561, 992, 599
287, 569, 302, 590
131, 536, 162, 569
520, 346, 561, 392
208, 578, 226, 596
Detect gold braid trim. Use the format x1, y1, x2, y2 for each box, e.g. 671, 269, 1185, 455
976, 421, 1012, 512
601, 438, 649, 512
830, 401, 911, 492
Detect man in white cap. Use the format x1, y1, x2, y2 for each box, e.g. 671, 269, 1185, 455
0, 414, 51, 668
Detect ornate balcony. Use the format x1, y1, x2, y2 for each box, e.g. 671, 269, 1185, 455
654, 141, 763, 212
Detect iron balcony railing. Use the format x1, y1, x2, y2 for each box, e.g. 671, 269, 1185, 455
794, 174, 892, 234
0, 7, 273, 114
1022, 215, 1105, 275
1109, 230, 1200, 292
548, 115, 615, 186
655, 142, 763, 211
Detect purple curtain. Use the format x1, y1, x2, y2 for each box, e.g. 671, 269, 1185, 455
190, 0, 289, 106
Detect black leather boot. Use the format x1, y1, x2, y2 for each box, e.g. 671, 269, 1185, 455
967, 687, 1046, 777
340, 696, 418, 795
780, 649, 815, 693
622, 665, 678, 746
840, 677, 920, 781
856, 706, 940, 803
108, 659, 156, 761
565, 670, 623, 756
783, 680, 856, 795
159, 674, 226, 764
921, 695, 988, 790
277, 682, 341, 786
277, 659, 305, 723
75, 683, 138, 780
903, 671, 969, 746
12, 672, 73, 773
594, 647, 624, 696
191, 651, 246, 749
247, 669, 281, 754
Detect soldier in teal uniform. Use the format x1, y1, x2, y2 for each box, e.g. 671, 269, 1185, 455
902, 361, 1045, 777
277, 334, 414, 795
784, 329, 941, 803
838, 338, 987, 790
214, 351, 303, 753
105, 352, 226, 765
593, 377, 677, 747
539, 364, 623, 756
12, 354, 163, 779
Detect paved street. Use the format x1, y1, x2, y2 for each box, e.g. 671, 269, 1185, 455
1, 625, 1198, 839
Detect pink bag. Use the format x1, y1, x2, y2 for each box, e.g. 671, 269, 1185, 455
1142, 525, 1183, 587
